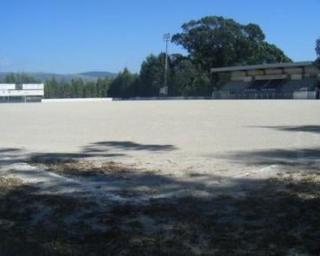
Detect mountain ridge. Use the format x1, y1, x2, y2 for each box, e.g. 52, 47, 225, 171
0, 71, 116, 82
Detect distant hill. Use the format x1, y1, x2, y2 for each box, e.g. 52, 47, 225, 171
0, 71, 116, 83
79, 71, 115, 78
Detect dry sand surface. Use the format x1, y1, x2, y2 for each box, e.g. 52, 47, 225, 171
1, 100, 319, 172
0, 100, 320, 255
0, 100, 319, 198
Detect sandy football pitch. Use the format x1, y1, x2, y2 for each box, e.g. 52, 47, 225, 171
0, 100, 319, 255
1, 100, 319, 172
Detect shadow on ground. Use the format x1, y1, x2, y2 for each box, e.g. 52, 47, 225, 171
0, 148, 25, 166
27, 141, 177, 164
29, 152, 127, 164
251, 125, 320, 134
0, 168, 319, 256
0, 148, 21, 154
82, 141, 177, 154
0, 143, 320, 255
216, 147, 320, 170
0, 140, 177, 166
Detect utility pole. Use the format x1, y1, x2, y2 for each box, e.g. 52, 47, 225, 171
162, 33, 171, 96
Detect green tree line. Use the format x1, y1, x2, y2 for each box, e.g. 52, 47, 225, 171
5, 16, 313, 99
44, 78, 111, 98
109, 16, 292, 98
2, 73, 40, 84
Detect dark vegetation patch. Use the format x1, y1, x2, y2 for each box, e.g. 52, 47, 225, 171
0, 166, 319, 255
30, 159, 134, 178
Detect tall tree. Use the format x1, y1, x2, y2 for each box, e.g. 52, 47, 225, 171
316, 38, 320, 57
170, 56, 196, 96
172, 16, 291, 72
4, 73, 39, 83
108, 68, 138, 98
138, 54, 166, 97
96, 78, 110, 97
44, 78, 59, 98
170, 54, 211, 96
315, 38, 320, 68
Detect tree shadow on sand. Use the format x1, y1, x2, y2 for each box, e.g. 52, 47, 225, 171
251, 125, 320, 134
0, 166, 319, 256
216, 147, 320, 170
0, 147, 127, 166
29, 152, 127, 164
0, 144, 320, 255
25, 141, 177, 164
0, 148, 26, 166
82, 141, 177, 154
0, 148, 21, 154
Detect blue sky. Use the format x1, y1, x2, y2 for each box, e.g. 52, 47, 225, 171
0, 0, 319, 74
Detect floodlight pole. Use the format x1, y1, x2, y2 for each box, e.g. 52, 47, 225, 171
163, 33, 171, 96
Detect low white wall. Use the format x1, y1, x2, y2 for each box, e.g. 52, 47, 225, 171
113, 97, 213, 101
42, 98, 113, 103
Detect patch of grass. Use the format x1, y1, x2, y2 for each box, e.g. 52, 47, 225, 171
30, 159, 133, 178
0, 177, 23, 194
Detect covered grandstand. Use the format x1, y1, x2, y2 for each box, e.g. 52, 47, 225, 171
211, 62, 320, 99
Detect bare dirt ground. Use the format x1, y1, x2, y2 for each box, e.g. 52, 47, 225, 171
0, 100, 319, 255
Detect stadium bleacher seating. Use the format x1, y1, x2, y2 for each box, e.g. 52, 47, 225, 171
220, 78, 317, 99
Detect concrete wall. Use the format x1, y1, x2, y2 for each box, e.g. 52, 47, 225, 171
113, 97, 214, 101
42, 98, 113, 103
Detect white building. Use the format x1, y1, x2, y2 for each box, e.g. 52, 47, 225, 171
0, 83, 44, 103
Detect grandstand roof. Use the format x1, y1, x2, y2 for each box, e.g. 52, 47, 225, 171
211, 61, 315, 73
